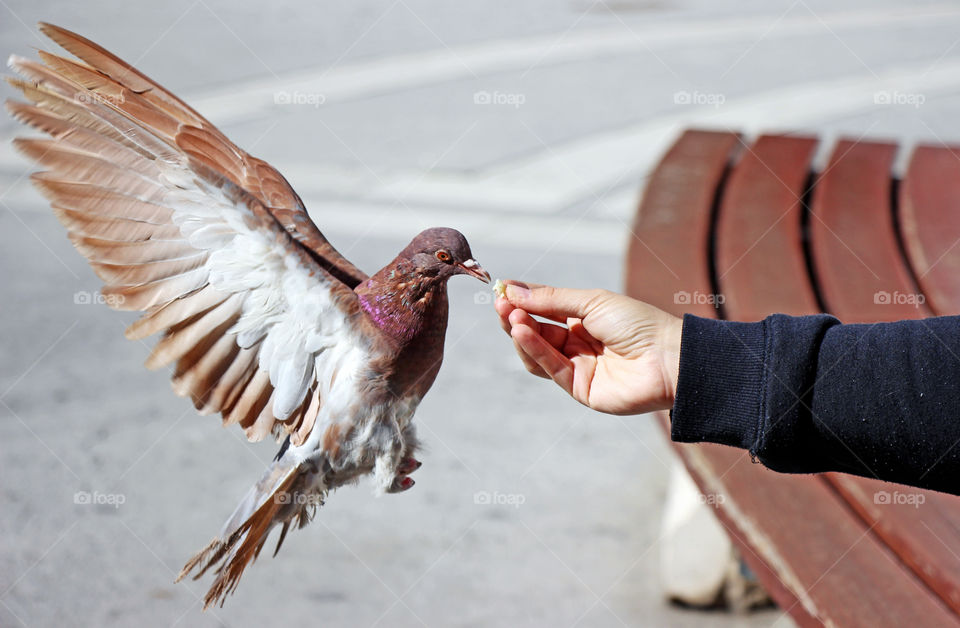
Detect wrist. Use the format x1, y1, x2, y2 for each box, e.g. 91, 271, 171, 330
659, 314, 683, 407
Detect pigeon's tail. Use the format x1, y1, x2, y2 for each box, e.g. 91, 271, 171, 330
176, 457, 327, 610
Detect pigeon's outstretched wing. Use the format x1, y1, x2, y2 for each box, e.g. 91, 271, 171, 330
6, 23, 369, 445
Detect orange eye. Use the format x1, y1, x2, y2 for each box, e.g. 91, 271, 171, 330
436, 250, 452, 263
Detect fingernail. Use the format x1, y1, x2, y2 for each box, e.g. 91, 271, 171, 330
505, 284, 531, 302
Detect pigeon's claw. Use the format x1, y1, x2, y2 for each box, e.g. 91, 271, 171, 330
388, 476, 416, 493
397, 457, 422, 475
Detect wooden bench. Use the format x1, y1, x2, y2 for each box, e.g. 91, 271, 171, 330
625, 129, 960, 627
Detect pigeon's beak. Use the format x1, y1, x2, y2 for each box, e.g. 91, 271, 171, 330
458, 259, 491, 283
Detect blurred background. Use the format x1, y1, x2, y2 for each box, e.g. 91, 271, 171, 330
2, 1, 958, 625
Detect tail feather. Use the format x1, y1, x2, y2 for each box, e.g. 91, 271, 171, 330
176, 459, 325, 610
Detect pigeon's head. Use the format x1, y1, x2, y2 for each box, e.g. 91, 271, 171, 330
402, 227, 491, 283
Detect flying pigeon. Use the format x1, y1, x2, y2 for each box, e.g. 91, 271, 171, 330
6, 23, 491, 609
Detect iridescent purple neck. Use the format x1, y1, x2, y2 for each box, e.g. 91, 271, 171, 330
355, 267, 449, 346
357, 288, 420, 343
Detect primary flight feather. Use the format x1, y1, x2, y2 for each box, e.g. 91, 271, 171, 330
6, 22, 491, 609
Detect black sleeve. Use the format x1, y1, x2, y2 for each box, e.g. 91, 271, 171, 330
670, 313, 960, 495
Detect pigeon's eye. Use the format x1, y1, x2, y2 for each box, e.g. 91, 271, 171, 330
435, 250, 453, 263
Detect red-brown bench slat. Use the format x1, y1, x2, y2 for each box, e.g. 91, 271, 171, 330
899, 144, 960, 315
715, 134, 820, 320
625, 129, 740, 319
807, 138, 960, 614
828, 474, 960, 615
810, 139, 932, 321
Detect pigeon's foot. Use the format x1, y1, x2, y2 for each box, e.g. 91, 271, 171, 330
388, 476, 416, 493
386, 459, 421, 492
397, 457, 422, 475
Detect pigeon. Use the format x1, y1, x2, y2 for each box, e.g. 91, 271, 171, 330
6, 23, 491, 609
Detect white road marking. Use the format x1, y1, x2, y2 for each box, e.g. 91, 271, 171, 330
279, 57, 960, 214
186, 4, 960, 124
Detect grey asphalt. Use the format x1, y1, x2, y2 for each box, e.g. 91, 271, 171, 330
2, 1, 958, 626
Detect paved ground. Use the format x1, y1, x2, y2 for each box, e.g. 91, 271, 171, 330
2, 1, 959, 626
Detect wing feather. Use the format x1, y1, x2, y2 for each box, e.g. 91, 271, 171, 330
35, 180, 174, 224
124, 285, 228, 340
52, 207, 183, 241
89, 252, 209, 286
71, 235, 199, 265
145, 295, 243, 369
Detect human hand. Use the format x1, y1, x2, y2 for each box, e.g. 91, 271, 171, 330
495, 282, 683, 415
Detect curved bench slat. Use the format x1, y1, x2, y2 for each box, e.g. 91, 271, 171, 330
715, 134, 820, 321
899, 145, 960, 315
810, 139, 931, 321
626, 129, 739, 318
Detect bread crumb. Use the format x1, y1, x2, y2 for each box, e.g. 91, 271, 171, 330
493, 279, 507, 298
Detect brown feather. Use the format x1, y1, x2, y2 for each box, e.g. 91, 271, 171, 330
14, 137, 159, 181
7, 57, 177, 160
145, 295, 239, 369
169, 308, 241, 380
177, 127, 245, 180
101, 267, 208, 311
91, 252, 208, 286
38, 21, 211, 127
71, 234, 196, 265
244, 394, 277, 442
53, 207, 181, 242
172, 334, 240, 410
178, 470, 300, 609
289, 386, 322, 447
36, 50, 182, 142
207, 347, 260, 416
5, 85, 147, 155
124, 284, 228, 340
6, 102, 153, 167
225, 370, 272, 431
36, 179, 174, 224
29, 163, 164, 204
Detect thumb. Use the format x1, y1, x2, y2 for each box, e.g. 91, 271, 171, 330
503, 282, 604, 323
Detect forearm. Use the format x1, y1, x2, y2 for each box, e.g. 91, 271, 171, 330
670, 313, 960, 495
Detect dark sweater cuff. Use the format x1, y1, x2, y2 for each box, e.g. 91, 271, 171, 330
670, 314, 766, 452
